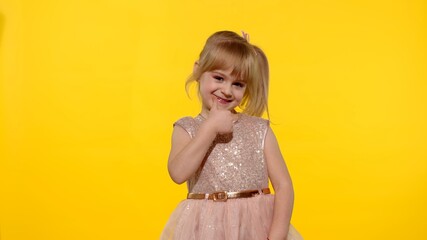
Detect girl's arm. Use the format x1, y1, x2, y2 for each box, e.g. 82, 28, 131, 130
167, 120, 217, 184
264, 126, 294, 240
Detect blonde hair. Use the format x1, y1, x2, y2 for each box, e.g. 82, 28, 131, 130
186, 31, 269, 117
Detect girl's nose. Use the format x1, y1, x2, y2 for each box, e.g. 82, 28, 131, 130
221, 84, 232, 97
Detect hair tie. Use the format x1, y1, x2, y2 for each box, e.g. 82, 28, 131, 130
241, 30, 258, 56
241, 30, 250, 42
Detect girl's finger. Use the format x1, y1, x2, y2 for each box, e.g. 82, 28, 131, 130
211, 96, 218, 110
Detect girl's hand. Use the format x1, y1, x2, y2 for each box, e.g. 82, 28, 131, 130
205, 96, 238, 135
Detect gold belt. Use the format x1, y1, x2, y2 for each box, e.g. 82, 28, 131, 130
187, 188, 270, 202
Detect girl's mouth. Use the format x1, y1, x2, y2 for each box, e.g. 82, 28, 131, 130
214, 95, 232, 104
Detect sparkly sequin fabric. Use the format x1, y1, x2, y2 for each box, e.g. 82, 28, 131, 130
160, 114, 303, 240
181, 114, 269, 193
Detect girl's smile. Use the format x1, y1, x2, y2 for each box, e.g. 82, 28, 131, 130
213, 94, 233, 104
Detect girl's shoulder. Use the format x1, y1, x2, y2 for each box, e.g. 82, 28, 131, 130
239, 113, 270, 126
238, 114, 270, 145
172, 115, 202, 138
173, 114, 204, 126
173, 116, 193, 124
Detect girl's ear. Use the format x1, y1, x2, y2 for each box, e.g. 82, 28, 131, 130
193, 61, 199, 76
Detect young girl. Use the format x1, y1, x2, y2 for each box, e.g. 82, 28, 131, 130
161, 31, 303, 240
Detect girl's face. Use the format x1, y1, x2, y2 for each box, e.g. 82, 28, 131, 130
198, 67, 247, 115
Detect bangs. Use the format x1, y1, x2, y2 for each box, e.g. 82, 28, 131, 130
199, 41, 255, 81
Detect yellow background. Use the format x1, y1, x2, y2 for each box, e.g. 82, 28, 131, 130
1, 0, 426, 239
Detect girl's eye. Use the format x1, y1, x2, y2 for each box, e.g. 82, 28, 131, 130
214, 76, 224, 81
233, 82, 246, 88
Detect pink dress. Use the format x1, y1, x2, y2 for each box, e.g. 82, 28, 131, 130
161, 114, 303, 240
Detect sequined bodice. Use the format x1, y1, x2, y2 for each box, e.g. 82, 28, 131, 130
174, 114, 269, 193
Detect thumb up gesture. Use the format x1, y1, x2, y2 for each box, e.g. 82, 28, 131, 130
206, 96, 239, 135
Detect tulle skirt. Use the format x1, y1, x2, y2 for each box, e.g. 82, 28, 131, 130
161, 194, 303, 240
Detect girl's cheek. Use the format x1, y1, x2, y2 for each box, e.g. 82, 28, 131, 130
239, 89, 246, 97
